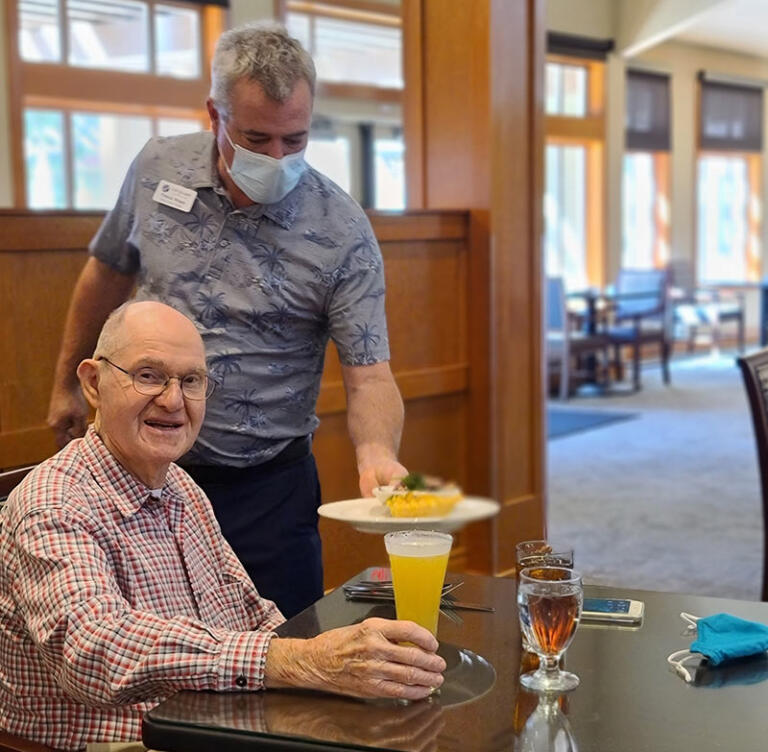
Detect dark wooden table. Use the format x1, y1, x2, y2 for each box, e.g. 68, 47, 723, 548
143, 572, 768, 751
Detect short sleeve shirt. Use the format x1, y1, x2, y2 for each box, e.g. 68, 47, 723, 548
90, 132, 390, 467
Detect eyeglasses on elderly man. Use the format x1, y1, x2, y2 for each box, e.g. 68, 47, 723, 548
97, 356, 216, 400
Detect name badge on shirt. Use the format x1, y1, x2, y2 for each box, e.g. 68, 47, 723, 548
152, 180, 197, 213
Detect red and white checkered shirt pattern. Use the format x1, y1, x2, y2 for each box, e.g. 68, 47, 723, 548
0, 428, 285, 751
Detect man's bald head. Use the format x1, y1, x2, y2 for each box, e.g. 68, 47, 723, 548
78, 300, 208, 487
94, 301, 203, 360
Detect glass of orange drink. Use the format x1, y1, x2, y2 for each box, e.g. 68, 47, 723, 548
384, 530, 453, 636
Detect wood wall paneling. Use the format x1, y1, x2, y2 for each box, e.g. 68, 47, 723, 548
489, 0, 546, 575
0, 212, 99, 468
421, 1, 490, 210
402, 0, 425, 209
403, 0, 546, 574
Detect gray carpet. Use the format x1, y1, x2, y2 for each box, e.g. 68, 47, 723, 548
547, 407, 636, 439
547, 352, 763, 601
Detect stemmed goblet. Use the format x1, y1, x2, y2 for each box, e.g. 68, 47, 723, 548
517, 566, 583, 692
515, 541, 575, 653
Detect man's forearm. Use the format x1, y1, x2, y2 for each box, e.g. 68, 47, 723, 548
54, 257, 135, 386
343, 362, 404, 464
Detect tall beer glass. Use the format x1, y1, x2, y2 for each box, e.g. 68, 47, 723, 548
384, 530, 453, 636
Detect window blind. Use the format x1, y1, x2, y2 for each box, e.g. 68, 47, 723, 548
700, 79, 763, 152
626, 70, 670, 151
546, 32, 613, 60
182, 0, 229, 7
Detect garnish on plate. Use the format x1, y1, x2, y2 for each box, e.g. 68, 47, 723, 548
378, 472, 463, 517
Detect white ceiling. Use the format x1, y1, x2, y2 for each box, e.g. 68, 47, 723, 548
672, 0, 768, 59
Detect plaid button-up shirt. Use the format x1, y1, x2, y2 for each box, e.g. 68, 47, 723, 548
0, 428, 285, 751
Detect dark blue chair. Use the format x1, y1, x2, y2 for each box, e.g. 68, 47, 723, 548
605, 268, 671, 391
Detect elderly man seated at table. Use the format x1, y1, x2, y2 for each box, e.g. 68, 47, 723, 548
0, 301, 445, 752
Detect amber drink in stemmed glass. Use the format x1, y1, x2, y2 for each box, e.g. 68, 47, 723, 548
517, 566, 583, 692
515, 541, 574, 652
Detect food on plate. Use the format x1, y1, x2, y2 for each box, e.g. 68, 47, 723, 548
376, 473, 463, 517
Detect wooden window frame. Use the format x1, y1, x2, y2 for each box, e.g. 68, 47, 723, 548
5, 0, 225, 208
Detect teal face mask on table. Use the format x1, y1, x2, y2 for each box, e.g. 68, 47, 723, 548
667, 612, 768, 683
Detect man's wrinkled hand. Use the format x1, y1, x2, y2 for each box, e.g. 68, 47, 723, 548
47, 385, 89, 448
266, 618, 446, 700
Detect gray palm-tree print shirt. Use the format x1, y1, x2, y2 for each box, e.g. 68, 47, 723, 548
90, 132, 390, 467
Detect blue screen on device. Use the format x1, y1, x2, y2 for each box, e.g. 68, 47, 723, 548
583, 598, 630, 613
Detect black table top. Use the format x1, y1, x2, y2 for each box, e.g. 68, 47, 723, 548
143, 572, 768, 752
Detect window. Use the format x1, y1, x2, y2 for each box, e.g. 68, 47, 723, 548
374, 127, 404, 210
10, 0, 218, 209
622, 71, 671, 270
19, 0, 60, 62
24, 108, 202, 209
697, 79, 763, 284
545, 62, 587, 116
545, 144, 587, 289
286, 4, 402, 89
543, 56, 605, 290
306, 134, 353, 194
24, 109, 66, 208
697, 154, 760, 283
622, 153, 670, 269
155, 4, 201, 79
19, 0, 201, 77
66, 0, 149, 73
281, 2, 404, 210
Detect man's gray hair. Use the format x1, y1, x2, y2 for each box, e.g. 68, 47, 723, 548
210, 22, 316, 114
93, 301, 133, 358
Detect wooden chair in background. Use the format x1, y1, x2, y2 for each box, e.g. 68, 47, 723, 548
737, 348, 768, 601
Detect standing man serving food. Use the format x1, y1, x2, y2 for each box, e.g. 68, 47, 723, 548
46, 22, 407, 618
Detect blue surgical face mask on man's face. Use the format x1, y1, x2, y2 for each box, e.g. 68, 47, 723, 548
222, 125, 307, 205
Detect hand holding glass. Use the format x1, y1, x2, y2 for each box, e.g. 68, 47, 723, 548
518, 566, 583, 692
384, 530, 453, 636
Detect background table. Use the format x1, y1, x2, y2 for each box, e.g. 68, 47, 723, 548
143, 572, 768, 751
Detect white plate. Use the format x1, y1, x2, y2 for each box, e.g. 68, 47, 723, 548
318, 496, 500, 534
